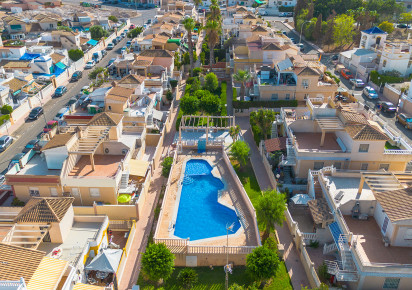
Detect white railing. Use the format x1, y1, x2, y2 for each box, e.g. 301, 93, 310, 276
187, 245, 255, 255
154, 238, 189, 247
383, 149, 412, 154
302, 232, 318, 242
323, 242, 337, 254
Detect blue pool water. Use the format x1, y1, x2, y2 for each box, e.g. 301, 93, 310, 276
174, 159, 241, 241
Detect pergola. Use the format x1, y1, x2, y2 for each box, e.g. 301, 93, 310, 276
62, 125, 111, 171
0, 224, 50, 249
178, 115, 236, 144
315, 117, 345, 147
357, 172, 404, 194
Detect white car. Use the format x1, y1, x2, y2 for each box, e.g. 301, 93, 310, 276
349, 78, 365, 88
363, 86, 378, 99
85, 60, 96, 69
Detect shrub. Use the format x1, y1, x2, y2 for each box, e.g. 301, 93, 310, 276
90, 25, 108, 40
264, 236, 278, 251
0, 105, 13, 115
0, 114, 10, 126
108, 15, 118, 23
186, 77, 196, 85
177, 268, 198, 289
199, 92, 221, 115
180, 94, 199, 114
233, 100, 298, 109
318, 262, 331, 282
141, 243, 175, 282
161, 157, 174, 178
220, 81, 227, 116
169, 79, 178, 88
229, 284, 245, 290
11, 197, 25, 206
324, 71, 340, 85
370, 70, 404, 86
166, 89, 173, 101
204, 72, 219, 93
68, 49, 84, 61
308, 240, 320, 248
193, 67, 202, 77
230, 140, 250, 166
88, 67, 105, 80
246, 246, 280, 282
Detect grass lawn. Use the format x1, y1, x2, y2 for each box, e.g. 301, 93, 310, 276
137, 263, 292, 290
231, 159, 262, 207
385, 141, 401, 150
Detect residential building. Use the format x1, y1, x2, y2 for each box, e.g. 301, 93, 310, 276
0, 0, 61, 10
50, 30, 82, 51
278, 98, 412, 179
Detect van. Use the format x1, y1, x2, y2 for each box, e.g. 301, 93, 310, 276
53, 107, 70, 122
92, 51, 103, 63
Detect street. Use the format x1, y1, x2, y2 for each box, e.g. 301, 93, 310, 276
0, 36, 129, 172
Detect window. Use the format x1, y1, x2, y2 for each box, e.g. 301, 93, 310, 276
89, 188, 100, 198
49, 188, 58, 197
285, 94, 290, 100
271, 94, 278, 100
314, 162, 324, 170
108, 105, 112, 110
404, 229, 412, 240
379, 164, 390, 171
29, 187, 40, 197
382, 216, 389, 234
383, 278, 400, 289
302, 79, 309, 87
358, 144, 369, 153
383, 60, 387, 67
334, 162, 342, 169
361, 163, 368, 170
49, 24, 54, 28
71, 188, 79, 196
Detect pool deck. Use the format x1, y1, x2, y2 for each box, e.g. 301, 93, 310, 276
156, 149, 259, 248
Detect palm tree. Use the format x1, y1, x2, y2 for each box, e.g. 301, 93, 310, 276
229, 125, 241, 143
256, 189, 286, 241
233, 70, 250, 101
251, 109, 276, 140
209, 0, 222, 23
205, 20, 220, 70
193, 0, 202, 8
183, 17, 196, 76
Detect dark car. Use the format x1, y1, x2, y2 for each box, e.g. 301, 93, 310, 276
0, 135, 13, 152
54, 86, 67, 97
332, 54, 339, 61
28, 107, 43, 120
22, 139, 40, 153
70, 71, 82, 82
81, 97, 92, 109
66, 97, 78, 107
377, 101, 397, 113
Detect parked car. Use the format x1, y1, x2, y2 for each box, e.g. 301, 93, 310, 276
363, 86, 378, 99
377, 101, 397, 113
120, 32, 126, 38
290, 37, 296, 43
397, 24, 410, 29
85, 60, 96, 69
70, 71, 82, 82
116, 36, 122, 43
107, 58, 116, 67
340, 69, 353, 80
112, 38, 118, 45
28, 107, 43, 120
349, 78, 365, 88
101, 49, 107, 56
53, 86, 67, 97
296, 43, 304, 52
66, 97, 78, 107
126, 40, 132, 47
107, 43, 114, 50
0, 135, 13, 152
130, 24, 135, 29
53, 107, 70, 122
396, 113, 412, 129
81, 97, 92, 109
43, 120, 58, 133
23, 139, 40, 153
121, 46, 127, 54
331, 54, 339, 61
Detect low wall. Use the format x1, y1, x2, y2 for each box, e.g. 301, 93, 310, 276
0, 121, 11, 135
73, 203, 138, 220
151, 128, 165, 170
117, 220, 137, 283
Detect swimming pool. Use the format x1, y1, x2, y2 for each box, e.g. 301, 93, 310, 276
174, 159, 241, 241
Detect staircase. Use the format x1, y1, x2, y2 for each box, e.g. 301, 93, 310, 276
323, 242, 337, 254
280, 138, 296, 166
147, 113, 153, 126
119, 171, 130, 189
283, 166, 293, 184
271, 121, 278, 138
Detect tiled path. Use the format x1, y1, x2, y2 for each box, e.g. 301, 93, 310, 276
118, 81, 185, 290
237, 116, 310, 289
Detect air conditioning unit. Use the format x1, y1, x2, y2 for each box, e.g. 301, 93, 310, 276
303, 85, 309, 89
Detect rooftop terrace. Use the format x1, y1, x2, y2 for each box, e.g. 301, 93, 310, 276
16, 154, 61, 176
294, 132, 342, 152
68, 155, 122, 178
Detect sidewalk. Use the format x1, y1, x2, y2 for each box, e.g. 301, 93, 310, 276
118, 81, 184, 290
236, 116, 310, 289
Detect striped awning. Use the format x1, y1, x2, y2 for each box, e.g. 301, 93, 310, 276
73, 283, 106, 290
27, 257, 68, 289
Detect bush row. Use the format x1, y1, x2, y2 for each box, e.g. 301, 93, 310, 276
233, 100, 298, 109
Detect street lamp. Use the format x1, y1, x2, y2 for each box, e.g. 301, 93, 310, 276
225, 222, 234, 290
299, 20, 311, 45
32, 94, 47, 127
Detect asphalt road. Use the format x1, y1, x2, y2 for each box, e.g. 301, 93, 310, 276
0, 36, 128, 172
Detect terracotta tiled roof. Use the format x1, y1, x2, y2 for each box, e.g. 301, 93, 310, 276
340, 110, 369, 125
41, 133, 74, 151
243, 14, 257, 20
50, 53, 65, 64
107, 86, 134, 98
28, 22, 43, 33
133, 59, 152, 66
4, 77, 27, 92
0, 243, 45, 283
159, 31, 172, 38
345, 124, 389, 141
0, 60, 30, 69
262, 42, 282, 51
139, 49, 173, 58
264, 137, 287, 152
14, 197, 74, 223
296, 66, 321, 76
88, 112, 123, 126
374, 187, 412, 222
308, 198, 334, 225
118, 74, 145, 85
252, 25, 267, 32
7, 18, 26, 25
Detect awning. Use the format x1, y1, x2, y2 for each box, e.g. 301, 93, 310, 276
291, 194, 312, 205
308, 198, 334, 226
84, 249, 123, 273
27, 257, 69, 290
87, 39, 99, 46
167, 39, 181, 45
255, 0, 265, 4
55, 62, 66, 70
129, 159, 150, 177
73, 284, 105, 290
153, 109, 168, 122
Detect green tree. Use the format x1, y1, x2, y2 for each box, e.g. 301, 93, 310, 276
180, 94, 199, 114
208, 0, 221, 23
166, 89, 173, 101
312, 14, 322, 42
205, 20, 220, 69
90, 25, 107, 41
229, 125, 241, 143
229, 284, 245, 290
68, 49, 84, 61
233, 70, 250, 101
183, 17, 196, 76
88, 67, 105, 80
333, 14, 355, 48
378, 21, 395, 33
400, 12, 412, 27
294, 0, 308, 27
200, 92, 220, 115
204, 72, 219, 92
0, 105, 13, 115
230, 140, 250, 166
127, 27, 143, 38
250, 109, 277, 140
256, 190, 286, 240
190, 77, 202, 93
141, 243, 175, 282
264, 236, 278, 251
108, 15, 118, 23
161, 156, 173, 177
177, 268, 198, 289
246, 246, 280, 282
301, 283, 329, 290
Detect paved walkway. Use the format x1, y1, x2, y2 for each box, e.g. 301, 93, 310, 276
236, 116, 310, 289
118, 81, 185, 290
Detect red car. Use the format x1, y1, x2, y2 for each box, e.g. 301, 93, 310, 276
341, 69, 353, 80
129, 24, 135, 29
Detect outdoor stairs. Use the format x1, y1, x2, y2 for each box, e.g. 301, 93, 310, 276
280, 138, 296, 166
271, 122, 278, 139
120, 171, 130, 189
283, 166, 293, 184
313, 179, 323, 199
147, 113, 153, 126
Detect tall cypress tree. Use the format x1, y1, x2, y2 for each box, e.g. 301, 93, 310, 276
294, 0, 308, 27
312, 13, 322, 43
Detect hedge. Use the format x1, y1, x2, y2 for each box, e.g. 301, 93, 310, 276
325, 71, 340, 85
0, 114, 10, 126
370, 70, 404, 86
220, 81, 227, 116
233, 100, 298, 109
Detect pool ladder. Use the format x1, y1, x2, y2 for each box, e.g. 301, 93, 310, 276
182, 176, 194, 185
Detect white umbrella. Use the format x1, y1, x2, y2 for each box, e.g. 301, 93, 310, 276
291, 194, 312, 205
